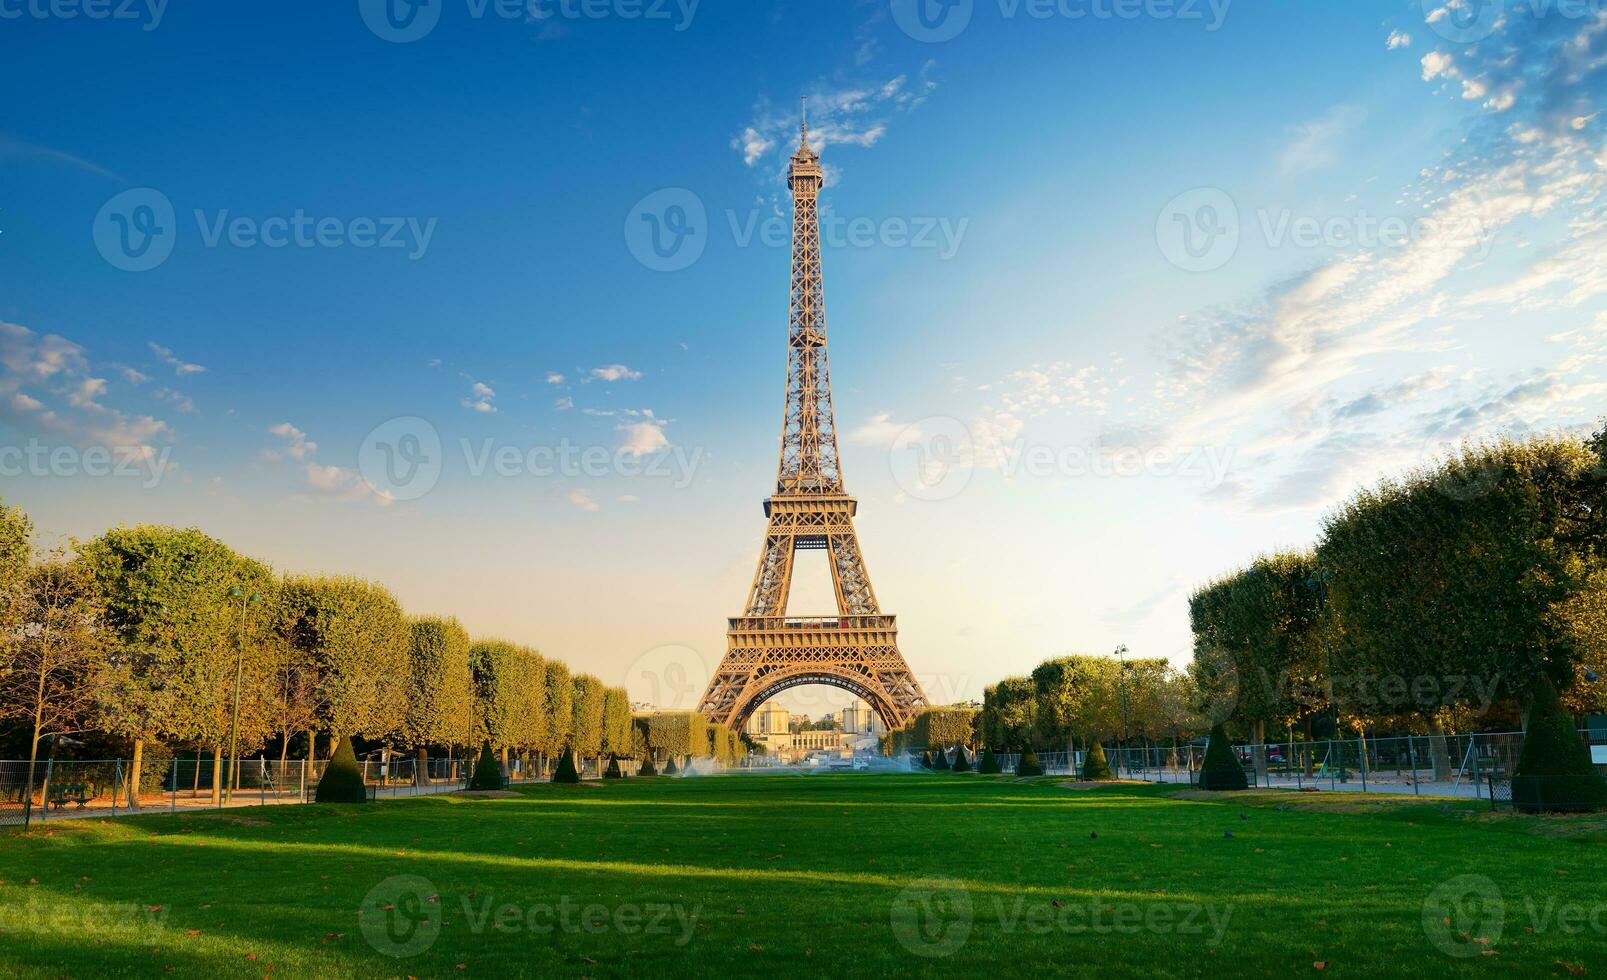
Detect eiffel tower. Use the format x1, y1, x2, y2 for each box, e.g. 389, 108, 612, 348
699, 102, 928, 733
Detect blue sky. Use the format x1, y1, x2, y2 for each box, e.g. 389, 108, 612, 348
3, 1, 1605, 715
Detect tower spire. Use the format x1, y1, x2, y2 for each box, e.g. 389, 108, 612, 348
794, 95, 816, 161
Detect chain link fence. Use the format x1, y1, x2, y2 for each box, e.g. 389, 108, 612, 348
0, 752, 637, 828
987, 729, 1604, 804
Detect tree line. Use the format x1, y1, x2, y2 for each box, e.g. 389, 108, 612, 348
0, 512, 737, 803
886, 433, 1607, 777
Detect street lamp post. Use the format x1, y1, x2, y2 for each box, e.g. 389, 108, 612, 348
224, 587, 263, 805
1115, 643, 1130, 775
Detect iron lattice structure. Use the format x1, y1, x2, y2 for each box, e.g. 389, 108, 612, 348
699, 107, 928, 733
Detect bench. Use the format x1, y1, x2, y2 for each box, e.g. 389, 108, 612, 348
48, 784, 94, 811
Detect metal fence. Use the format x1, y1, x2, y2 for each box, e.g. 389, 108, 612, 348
0, 752, 638, 828
987, 729, 1605, 802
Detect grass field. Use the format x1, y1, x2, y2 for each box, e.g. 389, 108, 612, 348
1, 772, 1602, 977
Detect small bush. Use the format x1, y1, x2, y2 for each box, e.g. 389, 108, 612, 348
1080, 740, 1114, 781
1016, 749, 1044, 777
663, 756, 679, 776
314, 736, 368, 804
637, 754, 658, 777
552, 746, 581, 784
604, 754, 624, 779
1513, 676, 1607, 813
931, 747, 951, 771
1198, 724, 1248, 791
950, 745, 972, 772
978, 748, 1002, 774
918, 751, 933, 770
469, 741, 505, 790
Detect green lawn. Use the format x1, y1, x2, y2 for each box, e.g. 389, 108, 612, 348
0, 773, 1601, 977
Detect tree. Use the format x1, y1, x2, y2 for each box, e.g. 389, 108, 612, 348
276, 575, 409, 743
542, 660, 573, 771
1031, 655, 1122, 752
470, 640, 539, 768
0, 554, 110, 815
571, 674, 606, 770
469, 740, 505, 790
314, 734, 368, 803
909, 706, 978, 751
985, 675, 1038, 750
80, 525, 277, 806
601, 687, 633, 760
1198, 723, 1248, 791
402, 618, 473, 763
1318, 437, 1601, 723
642, 711, 709, 767
1512, 675, 1607, 812
0, 498, 30, 596
1080, 739, 1113, 781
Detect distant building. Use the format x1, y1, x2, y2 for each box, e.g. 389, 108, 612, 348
840, 699, 884, 736
746, 703, 791, 736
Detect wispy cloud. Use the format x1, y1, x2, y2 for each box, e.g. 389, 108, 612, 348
1277, 104, 1366, 177
147, 342, 206, 376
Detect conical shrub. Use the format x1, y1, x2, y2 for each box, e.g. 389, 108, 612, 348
978, 747, 1002, 774
1199, 724, 1248, 791
931, 746, 951, 771
919, 751, 933, 770
1081, 740, 1114, 781
950, 745, 972, 772
552, 746, 581, 784
1513, 676, 1607, 812
469, 740, 505, 790
1016, 749, 1044, 777
604, 754, 624, 779
637, 754, 658, 777
314, 735, 368, 804
663, 756, 679, 776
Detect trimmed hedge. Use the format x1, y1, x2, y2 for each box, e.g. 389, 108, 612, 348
552, 746, 581, 784
1080, 740, 1114, 781
951, 745, 972, 772
1198, 724, 1248, 791
637, 754, 658, 777
931, 747, 951, 771
314, 736, 368, 803
1016, 749, 1044, 777
468, 740, 505, 790
603, 754, 624, 779
1513, 676, 1607, 812
978, 747, 1001, 774
663, 756, 679, 776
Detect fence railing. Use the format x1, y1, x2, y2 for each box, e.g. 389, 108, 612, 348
970, 729, 1604, 802
0, 753, 643, 828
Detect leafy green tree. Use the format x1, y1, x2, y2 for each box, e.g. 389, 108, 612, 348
571, 674, 606, 769
469, 640, 529, 765
0, 554, 111, 812
601, 686, 633, 759
909, 706, 978, 751
1318, 437, 1603, 724
403, 618, 473, 764
542, 660, 572, 772
986, 675, 1038, 750
0, 498, 30, 597
80, 525, 276, 805
1031, 655, 1122, 752
277, 574, 409, 743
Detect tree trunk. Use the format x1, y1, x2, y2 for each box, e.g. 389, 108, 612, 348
1427, 716, 1453, 781
416, 747, 429, 785
305, 729, 317, 762
129, 739, 144, 810
210, 746, 223, 805
1252, 720, 1268, 780
1303, 716, 1317, 777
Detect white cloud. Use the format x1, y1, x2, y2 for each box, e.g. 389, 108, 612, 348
268, 422, 317, 459
1421, 51, 1456, 82
617, 410, 670, 456
732, 65, 938, 176
1278, 105, 1365, 176
590, 364, 642, 382
555, 396, 574, 411
147, 341, 206, 376
545, 372, 565, 384
461, 379, 497, 413
1387, 30, 1411, 50
566, 488, 600, 512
